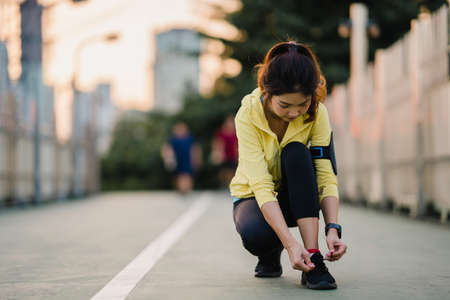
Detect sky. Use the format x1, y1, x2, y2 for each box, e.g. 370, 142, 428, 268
38, 0, 241, 140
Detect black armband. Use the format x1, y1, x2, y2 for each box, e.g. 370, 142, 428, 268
309, 132, 338, 175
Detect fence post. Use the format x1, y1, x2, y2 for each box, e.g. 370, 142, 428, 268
374, 49, 388, 208
349, 3, 369, 202
410, 19, 426, 217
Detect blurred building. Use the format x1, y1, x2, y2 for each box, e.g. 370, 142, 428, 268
72, 89, 92, 196
0, 0, 22, 82
71, 82, 120, 196
153, 29, 202, 113
0, 41, 11, 128
96, 83, 120, 155
19, 0, 43, 132
0, 42, 9, 96
0, 41, 12, 201
0, 0, 123, 205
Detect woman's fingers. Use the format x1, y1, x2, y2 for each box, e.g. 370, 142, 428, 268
334, 243, 347, 256
329, 243, 347, 261
287, 244, 315, 272
292, 259, 315, 272
302, 251, 313, 266
325, 251, 334, 260
291, 252, 315, 272
324, 241, 348, 261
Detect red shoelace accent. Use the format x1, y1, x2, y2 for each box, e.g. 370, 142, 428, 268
307, 248, 320, 254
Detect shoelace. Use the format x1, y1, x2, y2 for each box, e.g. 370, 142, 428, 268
310, 255, 328, 274
314, 260, 328, 273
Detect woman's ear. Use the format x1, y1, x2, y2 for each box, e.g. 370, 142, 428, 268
315, 75, 327, 103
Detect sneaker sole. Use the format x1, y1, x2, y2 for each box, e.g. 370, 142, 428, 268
254, 270, 282, 278
301, 278, 337, 290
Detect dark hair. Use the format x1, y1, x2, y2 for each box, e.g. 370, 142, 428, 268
256, 41, 327, 123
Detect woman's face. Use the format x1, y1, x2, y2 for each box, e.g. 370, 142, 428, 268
269, 92, 312, 122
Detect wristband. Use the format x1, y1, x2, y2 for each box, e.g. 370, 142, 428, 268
325, 223, 342, 239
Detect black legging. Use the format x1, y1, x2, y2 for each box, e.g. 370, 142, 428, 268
232, 142, 320, 258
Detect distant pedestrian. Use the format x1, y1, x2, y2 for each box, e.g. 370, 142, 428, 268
161, 122, 202, 194
210, 114, 238, 188
230, 41, 347, 289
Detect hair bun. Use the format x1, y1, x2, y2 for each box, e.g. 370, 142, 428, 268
315, 75, 327, 102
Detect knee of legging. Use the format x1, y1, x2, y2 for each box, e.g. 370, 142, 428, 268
281, 142, 312, 165
282, 142, 309, 157
239, 223, 280, 256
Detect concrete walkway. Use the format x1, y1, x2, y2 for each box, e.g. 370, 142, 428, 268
0, 192, 449, 299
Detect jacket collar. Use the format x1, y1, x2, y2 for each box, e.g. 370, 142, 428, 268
243, 88, 311, 145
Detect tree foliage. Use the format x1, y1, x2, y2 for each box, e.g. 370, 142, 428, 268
209, 0, 447, 89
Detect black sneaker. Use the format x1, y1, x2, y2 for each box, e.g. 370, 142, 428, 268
301, 252, 337, 289
254, 248, 283, 278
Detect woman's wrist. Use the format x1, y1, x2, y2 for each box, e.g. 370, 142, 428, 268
326, 228, 339, 237
320, 196, 339, 224
284, 238, 301, 251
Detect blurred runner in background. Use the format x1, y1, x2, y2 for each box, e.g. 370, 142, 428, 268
161, 122, 202, 194
210, 114, 238, 188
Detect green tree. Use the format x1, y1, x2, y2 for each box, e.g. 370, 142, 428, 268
101, 112, 173, 190
204, 0, 446, 90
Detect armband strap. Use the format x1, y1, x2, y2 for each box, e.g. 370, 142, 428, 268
310, 132, 338, 175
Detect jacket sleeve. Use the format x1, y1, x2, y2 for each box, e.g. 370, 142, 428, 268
310, 103, 339, 203
235, 112, 278, 208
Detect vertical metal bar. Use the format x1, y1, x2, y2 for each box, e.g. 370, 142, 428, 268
33, 66, 40, 204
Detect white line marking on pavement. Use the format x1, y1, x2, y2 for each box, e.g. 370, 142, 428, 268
91, 193, 212, 300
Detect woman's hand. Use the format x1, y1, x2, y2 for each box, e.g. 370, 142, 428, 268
325, 231, 347, 261
286, 243, 315, 272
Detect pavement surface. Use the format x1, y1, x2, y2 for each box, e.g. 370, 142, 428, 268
0, 191, 449, 300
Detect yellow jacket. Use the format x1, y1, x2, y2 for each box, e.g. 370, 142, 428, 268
229, 88, 339, 208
